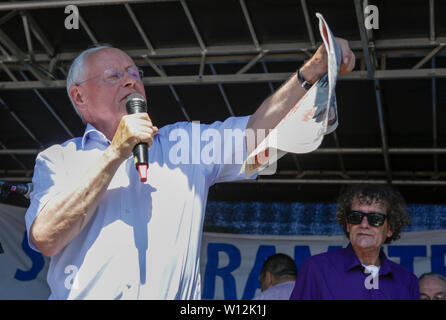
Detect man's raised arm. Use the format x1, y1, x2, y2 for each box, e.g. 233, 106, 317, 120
246, 38, 355, 154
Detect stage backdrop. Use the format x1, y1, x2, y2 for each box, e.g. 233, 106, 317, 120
0, 203, 50, 299
1, 203, 446, 300
200, 230, 446, 300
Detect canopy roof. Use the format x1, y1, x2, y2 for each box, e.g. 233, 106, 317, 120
0, 0, 445, 206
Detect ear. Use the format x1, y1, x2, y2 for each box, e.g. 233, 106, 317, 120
69, 85, 87, 109
345, 218, 351, 233
386, 227, 393, 239
264, 271, 273, 287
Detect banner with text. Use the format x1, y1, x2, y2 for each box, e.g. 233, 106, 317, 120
1, 203, 446, 300
200, 230, 446, 300
0, 203, 50, 299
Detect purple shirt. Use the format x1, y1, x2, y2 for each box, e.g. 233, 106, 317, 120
253, 281, 295, 300
290, 243, 419, 300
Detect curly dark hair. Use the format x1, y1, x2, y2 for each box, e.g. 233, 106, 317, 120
335, 184, 411, 244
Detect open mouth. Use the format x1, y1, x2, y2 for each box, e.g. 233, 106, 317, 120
121, 92, 136, 102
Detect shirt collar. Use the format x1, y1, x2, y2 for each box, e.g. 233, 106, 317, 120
81, 123, 111, 149
344, 243, 393, 277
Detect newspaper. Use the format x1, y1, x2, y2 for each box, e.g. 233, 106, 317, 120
242, 13, 342, 178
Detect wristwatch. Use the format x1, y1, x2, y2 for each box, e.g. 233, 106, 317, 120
297, 68, 313, 90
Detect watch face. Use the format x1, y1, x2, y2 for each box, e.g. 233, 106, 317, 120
302, 81, 312, 90
298, 69, 312, 90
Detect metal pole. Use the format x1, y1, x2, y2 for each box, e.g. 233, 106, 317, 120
21, 12, 34, 61
412, 44, 445, 69
231, 178, 446, 186
354, 0, 374, 78
124, 3, 155, 54
300, 0, 316, 48
0, 11, 18, 26
3, 147, 446, 155
19, 71, 75, 138
79, 12, 99, 45
332, 132, 349, 179
198, 50, 206, 79
276, 169, 446, 178
0, 28, 49, 85
239, 0, 260, 51
0, 97, 43, 148
354, 0, 392, 182
0, 61, 18, 81
0, 140, 28, 171
431, 57, 439, 178
430, 0, 435, 42
0, 0, 173, 11
157, 65, 191, 121
236, 50, 268, 74
209, 64, 235, 117
180, 0, 206, 52
4, 68, 446, 90
2, 39, 446, 65
25, 12, 55, 58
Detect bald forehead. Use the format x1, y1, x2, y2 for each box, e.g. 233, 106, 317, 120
420, 276, 446, 289
84, 48, 135, 70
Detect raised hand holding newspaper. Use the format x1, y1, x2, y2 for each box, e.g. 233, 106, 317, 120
242, 13, 342, 178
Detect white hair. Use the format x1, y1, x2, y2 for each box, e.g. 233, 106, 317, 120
66, 45, 113, 123
419, 272, 446, 284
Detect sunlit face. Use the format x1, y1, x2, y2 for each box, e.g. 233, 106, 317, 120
347, 197, 393, 252
419, 277, 446, 300
71, 48, 146, 138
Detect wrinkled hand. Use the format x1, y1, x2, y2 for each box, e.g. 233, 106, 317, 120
109, 113, 158, 161
301, 37, 355, 84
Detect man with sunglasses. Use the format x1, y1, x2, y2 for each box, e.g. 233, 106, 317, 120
290, 184, 419, 300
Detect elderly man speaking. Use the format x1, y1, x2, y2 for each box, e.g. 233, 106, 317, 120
290, 184, 419, 300
25, 40, 354, 299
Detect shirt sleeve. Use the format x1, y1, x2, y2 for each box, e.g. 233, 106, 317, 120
408, 274, 420, 300
289, 258, 320, 300
203, 116, 256, 185
25, 145, 67, 252
169, 115, 256, 186
155, 116, 259, 185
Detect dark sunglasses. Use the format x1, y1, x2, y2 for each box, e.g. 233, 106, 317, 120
346, 210, 387, 227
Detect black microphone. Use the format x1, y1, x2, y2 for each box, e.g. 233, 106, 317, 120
125, 93, 149, 182
0, 180, 33, 199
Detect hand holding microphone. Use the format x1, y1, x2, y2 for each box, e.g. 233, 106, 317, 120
118, 93, 157, 182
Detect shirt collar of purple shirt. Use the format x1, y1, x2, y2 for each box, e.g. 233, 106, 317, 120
343, 243, 393, 277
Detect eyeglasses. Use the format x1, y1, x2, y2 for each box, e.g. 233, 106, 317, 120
346, 210, 387, 227
76, 66, 144, 85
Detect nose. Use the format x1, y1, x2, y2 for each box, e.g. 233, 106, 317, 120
359, 215, 369, 228
122, 70, 138, 88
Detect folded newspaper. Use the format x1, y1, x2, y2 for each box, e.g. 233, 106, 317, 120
241, 13, 342, 178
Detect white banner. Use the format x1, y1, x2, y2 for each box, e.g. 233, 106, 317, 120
0, 203, 50, 299
1, 203, 446, 300
200, 230, 446, 300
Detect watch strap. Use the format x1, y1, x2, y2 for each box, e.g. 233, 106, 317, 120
297, 69, 313, 90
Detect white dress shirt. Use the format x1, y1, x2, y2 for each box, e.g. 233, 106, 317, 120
25, 116, 254, 299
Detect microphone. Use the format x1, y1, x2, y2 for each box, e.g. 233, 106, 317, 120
125, 93, 149, 182
0, 180, 33, 199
